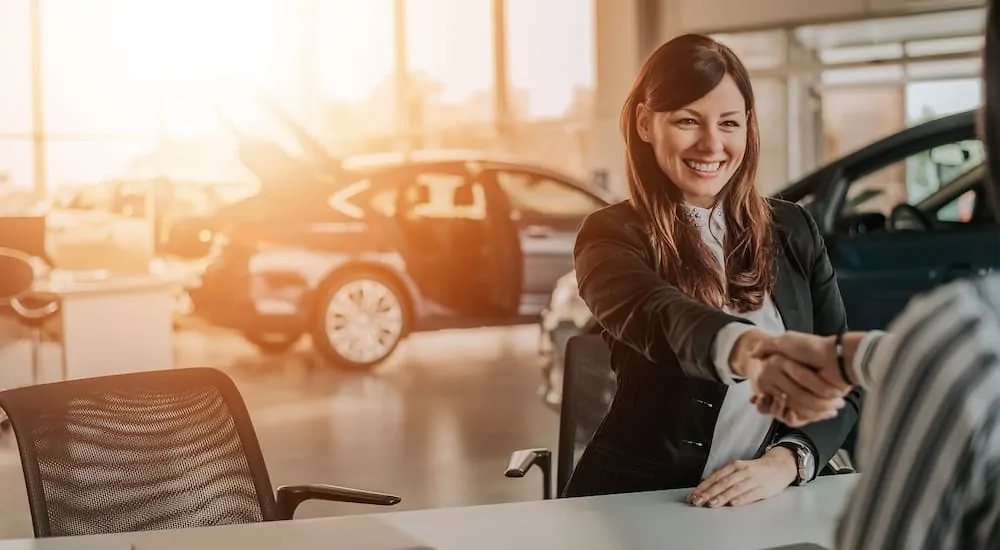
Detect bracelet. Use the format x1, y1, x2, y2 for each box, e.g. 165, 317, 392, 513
835, 332, 852, 386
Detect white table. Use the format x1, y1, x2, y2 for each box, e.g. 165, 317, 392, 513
0, 475, 856, 550
0, 273, 179, 388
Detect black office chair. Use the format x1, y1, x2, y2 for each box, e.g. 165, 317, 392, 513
0, 246, 61, 384
0, 367, 401, 538
506, 334, 615, 499
0, 247, 35, 300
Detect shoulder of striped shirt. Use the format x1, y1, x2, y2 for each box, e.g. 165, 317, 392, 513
858, 276, 1000, 389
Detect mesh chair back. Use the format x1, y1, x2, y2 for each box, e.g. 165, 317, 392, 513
0, 367, 280, 537
556, 334, 615, 494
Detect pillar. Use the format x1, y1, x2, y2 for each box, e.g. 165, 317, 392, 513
589, 0, 661, 199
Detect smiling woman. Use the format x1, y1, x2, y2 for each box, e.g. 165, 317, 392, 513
564, 33, 862, 506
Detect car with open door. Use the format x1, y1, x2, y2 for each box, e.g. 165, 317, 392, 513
537, 109, 991, 407
178, 83, 614, 369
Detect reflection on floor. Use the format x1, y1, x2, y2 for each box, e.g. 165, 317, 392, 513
0, 325, 558, 539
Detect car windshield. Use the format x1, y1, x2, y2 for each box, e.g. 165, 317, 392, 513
846, 159, 985, 215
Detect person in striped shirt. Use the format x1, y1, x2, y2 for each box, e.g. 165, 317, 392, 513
741, 3, 1000, 547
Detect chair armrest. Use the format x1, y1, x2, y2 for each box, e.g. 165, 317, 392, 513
505, 448, 553, 500
275, 483, 401, 519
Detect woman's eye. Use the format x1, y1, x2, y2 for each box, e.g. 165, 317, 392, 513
722, 121, 740, 128
678, 118, 697, 125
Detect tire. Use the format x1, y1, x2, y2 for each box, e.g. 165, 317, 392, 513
310, 270, 409, 371
243, 331, 303, 355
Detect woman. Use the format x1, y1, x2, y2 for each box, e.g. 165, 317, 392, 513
564, 33, 861, 507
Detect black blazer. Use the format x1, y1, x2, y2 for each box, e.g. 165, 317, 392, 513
563, 198, 862, 497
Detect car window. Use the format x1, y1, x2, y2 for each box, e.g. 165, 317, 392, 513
494, 170, 604, 218
843, 138, 984, 218
68, 184, 115, 211
404, 172, 486, 220
329, 178, 398, 218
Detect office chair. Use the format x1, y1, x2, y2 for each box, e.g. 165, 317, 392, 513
0, 246, 60, 385
506, 333, 615, 499
0, 367, 401, 538
0, 247, 35, 300
504, 334, 856, 499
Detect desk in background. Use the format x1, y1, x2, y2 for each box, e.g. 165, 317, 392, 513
0, 273, 179, 388
0, 474, 856, 550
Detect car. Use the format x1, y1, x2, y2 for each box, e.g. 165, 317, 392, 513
539, 109, 987, 407
44, 178, 254, 274
174, 88, 616, 369
187, 150, 614, 369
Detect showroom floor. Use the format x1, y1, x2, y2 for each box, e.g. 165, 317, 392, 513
0, 324, 558, 539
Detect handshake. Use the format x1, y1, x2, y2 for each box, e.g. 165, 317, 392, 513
730, 330, 861, 427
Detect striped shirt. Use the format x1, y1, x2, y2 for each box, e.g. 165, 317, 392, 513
835, 276, 1000, 550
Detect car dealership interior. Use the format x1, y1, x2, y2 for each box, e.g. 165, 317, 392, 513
0, 0, 993, 548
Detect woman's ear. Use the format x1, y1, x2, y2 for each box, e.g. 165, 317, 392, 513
636, 103, 652, 143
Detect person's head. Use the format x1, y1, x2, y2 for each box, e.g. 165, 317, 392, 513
621, 33, 772, 311
983, 0, 1000, 214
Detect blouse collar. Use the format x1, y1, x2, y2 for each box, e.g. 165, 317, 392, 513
681, 202, 726, 229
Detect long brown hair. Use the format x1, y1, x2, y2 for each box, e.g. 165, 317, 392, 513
621, 33, 773, 312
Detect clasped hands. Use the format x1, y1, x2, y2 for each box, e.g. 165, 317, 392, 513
731, 330, 856, 427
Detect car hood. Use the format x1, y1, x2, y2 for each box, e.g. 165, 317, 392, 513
198, 82, 350, 197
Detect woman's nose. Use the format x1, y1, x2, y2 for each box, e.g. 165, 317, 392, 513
696, 129, 725, 153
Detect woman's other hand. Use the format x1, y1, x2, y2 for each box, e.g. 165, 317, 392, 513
687, 446, 798, 508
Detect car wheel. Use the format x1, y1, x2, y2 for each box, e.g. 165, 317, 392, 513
311, 271, 409, 371
243, 331, 303, 355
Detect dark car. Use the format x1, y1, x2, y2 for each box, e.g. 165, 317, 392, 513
173, 87, 615, 369
539, 109, 989, 408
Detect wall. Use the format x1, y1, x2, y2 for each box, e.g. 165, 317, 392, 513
591, 0, 647, 198
663, 0, 984, 33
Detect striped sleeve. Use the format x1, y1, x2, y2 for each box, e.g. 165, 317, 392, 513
835, 277, 1000, 550
850, 329, 889, 390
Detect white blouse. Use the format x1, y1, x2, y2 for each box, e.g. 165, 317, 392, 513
679, 204, 792, 480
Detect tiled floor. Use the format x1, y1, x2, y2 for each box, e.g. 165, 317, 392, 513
0, 324, 558, 539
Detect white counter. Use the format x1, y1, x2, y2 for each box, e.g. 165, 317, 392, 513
0, 474, 856, 550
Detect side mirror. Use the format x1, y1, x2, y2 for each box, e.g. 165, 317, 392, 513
0, 248, 36, 299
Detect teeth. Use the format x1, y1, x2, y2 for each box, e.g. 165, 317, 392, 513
684, 160, 723, 173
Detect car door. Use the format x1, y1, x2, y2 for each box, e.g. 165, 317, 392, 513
822, 137, 1000, 330
393, 165, 521, 319
486, 168, 607, 316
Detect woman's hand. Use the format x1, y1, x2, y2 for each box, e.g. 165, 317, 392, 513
748, 332, 855, 427
687, 447, 798, 508
730, 331, 847, 427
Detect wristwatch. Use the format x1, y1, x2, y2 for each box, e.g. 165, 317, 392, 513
772, 441, 815, 486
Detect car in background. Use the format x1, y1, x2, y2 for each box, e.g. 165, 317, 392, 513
189, 151, 613, 369
539, 109, 986, 406
44, 178, 254, 274
174, 85, 616, 369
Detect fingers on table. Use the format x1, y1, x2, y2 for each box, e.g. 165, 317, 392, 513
690, 462, 752, 507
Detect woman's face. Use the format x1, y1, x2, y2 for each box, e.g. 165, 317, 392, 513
637, 74, 749, 209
